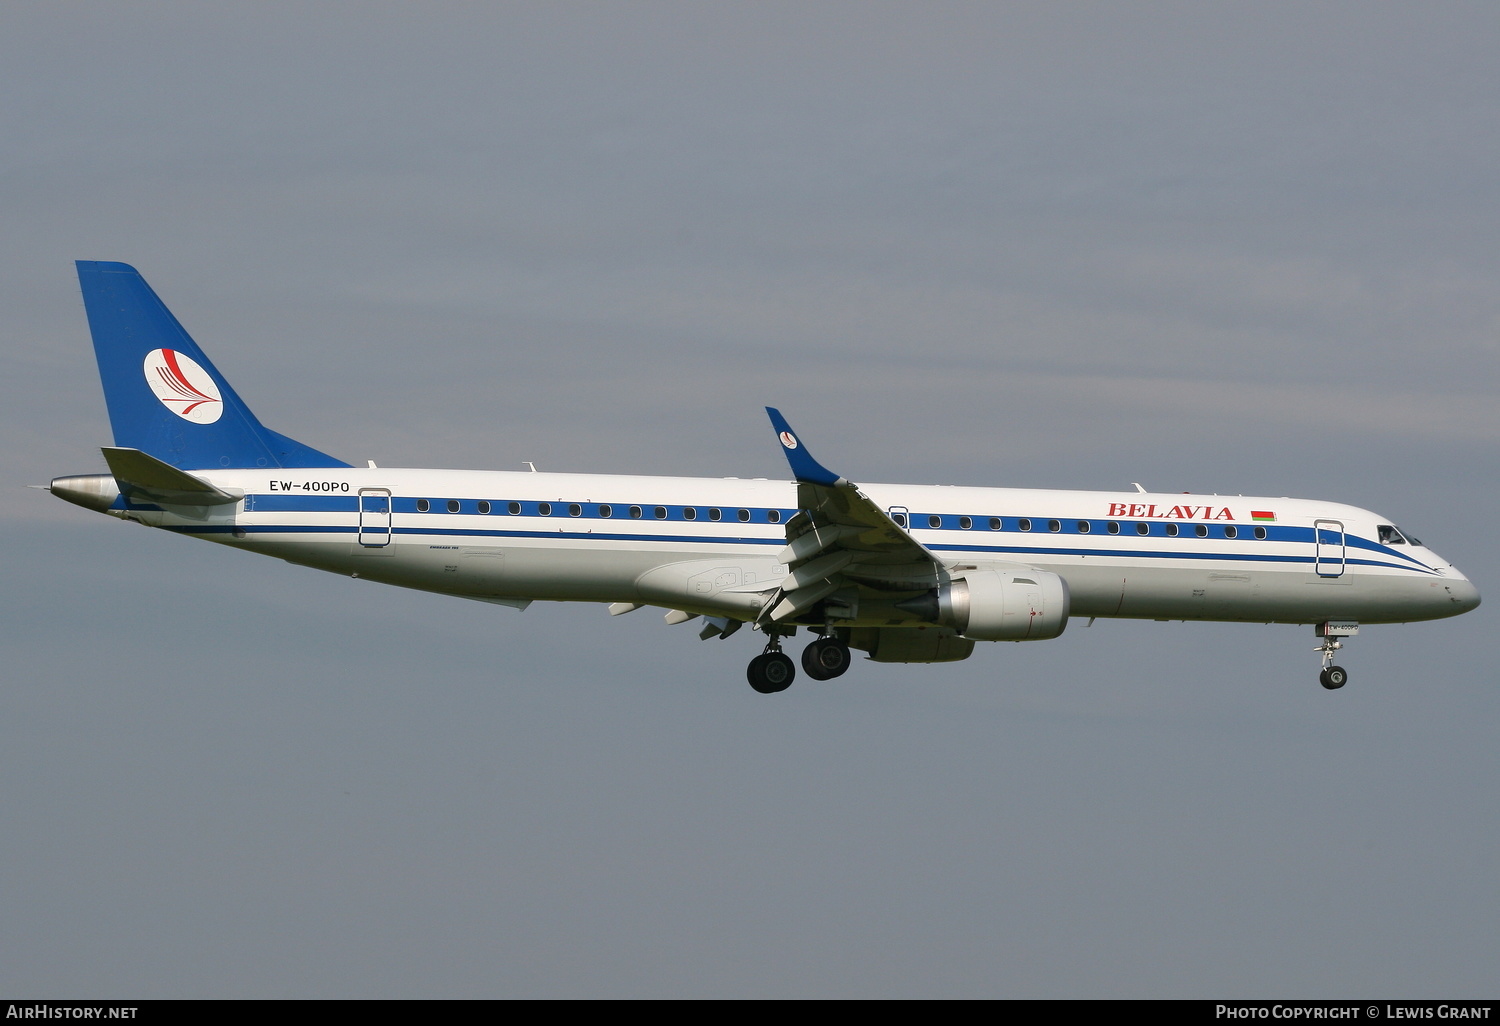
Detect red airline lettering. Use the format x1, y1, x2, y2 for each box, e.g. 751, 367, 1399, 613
1104, 503, 1235, 520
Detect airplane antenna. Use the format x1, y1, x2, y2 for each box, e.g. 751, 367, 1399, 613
1132, 482, 1147, 493
524, 462, 538, 473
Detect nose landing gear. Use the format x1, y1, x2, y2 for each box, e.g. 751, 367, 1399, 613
1319, 665, 1348, 690
1315, 621, 1357, 690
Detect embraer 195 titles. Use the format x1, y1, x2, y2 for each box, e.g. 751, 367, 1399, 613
48, 262, 1480, 693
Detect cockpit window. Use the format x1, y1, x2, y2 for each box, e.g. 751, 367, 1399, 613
1378, 525, 1407, 545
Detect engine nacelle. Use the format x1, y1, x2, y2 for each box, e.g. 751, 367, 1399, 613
901, 569, 1070, 641
847, 626, 976, 663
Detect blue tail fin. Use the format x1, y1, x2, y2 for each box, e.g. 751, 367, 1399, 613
76, 261, 349, 470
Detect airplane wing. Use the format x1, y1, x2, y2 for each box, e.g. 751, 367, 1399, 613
762, 408, 947, 623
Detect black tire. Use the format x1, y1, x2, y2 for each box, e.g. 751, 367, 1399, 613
747, 652, 795, 693
802, 638, 851, 680
1320, 665, 1348, 690
801, 642, 832, 681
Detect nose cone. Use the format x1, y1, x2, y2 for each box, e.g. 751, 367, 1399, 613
1443, 575, 1481, 614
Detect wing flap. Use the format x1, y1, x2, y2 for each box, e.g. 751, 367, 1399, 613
766, 580, 843, 622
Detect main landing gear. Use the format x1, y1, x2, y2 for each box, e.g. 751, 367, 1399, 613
746, 631, 853, 693
1315, 621, 1357, 690
747, 645, 795, 694
801, 635, 852, 681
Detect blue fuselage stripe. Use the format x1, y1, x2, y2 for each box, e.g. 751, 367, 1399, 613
165, 501, 1439, 576
240, 491, 1421, 565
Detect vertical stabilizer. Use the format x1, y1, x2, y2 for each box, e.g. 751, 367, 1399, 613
75, 261, 349, 470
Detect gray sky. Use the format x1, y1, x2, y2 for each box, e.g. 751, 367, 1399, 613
4, 2, 1498, 997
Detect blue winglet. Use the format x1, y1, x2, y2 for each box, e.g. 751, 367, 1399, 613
765, 408, 843, 486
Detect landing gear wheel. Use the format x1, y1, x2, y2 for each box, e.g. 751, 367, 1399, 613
1314, 625, 1354, 691
747, 652, 795, 694
802, 638, 851, 680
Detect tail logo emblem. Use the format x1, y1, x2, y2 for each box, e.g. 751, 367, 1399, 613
143, 349, 223, 424
779, 431, 798, 450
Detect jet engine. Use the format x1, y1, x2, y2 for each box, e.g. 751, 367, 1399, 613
897, 569, 1070, 641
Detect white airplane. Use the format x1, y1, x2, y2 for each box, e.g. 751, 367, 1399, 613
48, 261, 1480, 693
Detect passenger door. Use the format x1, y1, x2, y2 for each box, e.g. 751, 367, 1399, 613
357, 488, 393, 548
1314, 519, 1345, 578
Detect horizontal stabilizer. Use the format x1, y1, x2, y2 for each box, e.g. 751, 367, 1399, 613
102, 447, 242, 508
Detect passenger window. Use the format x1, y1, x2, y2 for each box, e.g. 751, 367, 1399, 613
1224, 525, 1237, 538
1107, 522, 1120, 534
416, 499, 430, 513
928, 515, 942, 529
738, 509, 750, 523
477, 500, 491, 515
1254, 526, 1267, 539
447, 499, 460, 513
768, 510, 781, 524
988, 517, 1001, 531
1195, 524, 1208, 538
538, 502, 552, 516
568, 503, 581, 517
959, 516, 972, 530
1165, 523, 1178, 537
1048, 520, 1061, 533
629, 505, 642, 519
507, 501, 520, 515
1136, 523, 1149, 535
599, 504, 612, 518
1019, 518, 1032, 532
654, 506, 667, 519
1077, 521, 1090, 534
891, 512, 908, 528
684, 507, 696, 520
709, 508, 721, 521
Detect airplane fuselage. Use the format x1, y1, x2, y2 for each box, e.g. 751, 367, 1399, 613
74, 466, 1478, 627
